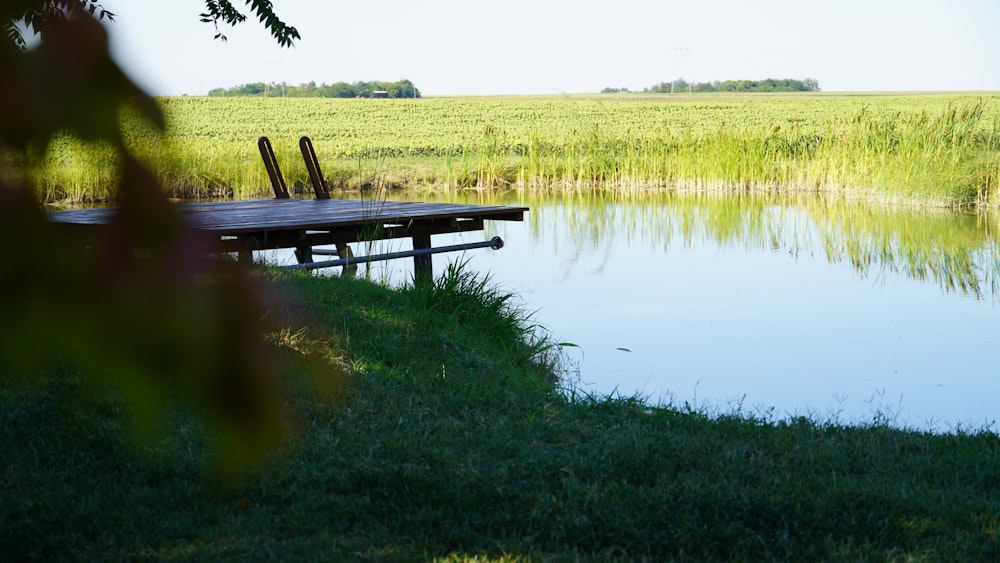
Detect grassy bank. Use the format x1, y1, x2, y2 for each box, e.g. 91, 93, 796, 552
32, 93, 1000, 207
3, 266, 999, 560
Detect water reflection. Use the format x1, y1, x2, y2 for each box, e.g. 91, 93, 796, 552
428, 189, 1000, 301
363, 189, 998, 431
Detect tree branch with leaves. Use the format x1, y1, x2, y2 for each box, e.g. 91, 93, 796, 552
199, 0, 300, 46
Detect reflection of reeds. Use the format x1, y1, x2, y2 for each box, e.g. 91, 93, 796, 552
305, 184, 1000, 299
496, 189, 1000, 300
814, 203, 1000, 299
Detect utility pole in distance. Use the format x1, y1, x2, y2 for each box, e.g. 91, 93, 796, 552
672, 46, 691, 94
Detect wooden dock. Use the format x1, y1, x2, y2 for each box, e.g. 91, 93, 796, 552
47, 197, 528, 281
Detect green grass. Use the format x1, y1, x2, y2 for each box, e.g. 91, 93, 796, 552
3, 265, 1000, 560
31, 93, 1000, 207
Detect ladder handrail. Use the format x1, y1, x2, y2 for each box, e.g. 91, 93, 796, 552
299, 136, 330, 200
257, 136, 289, 198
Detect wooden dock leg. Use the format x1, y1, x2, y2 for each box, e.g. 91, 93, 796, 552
236, 236, 261, 267
294, 244, 313, 264
336, 243, 357, 277
293, 231, 313, 264
412, 232, 432, 283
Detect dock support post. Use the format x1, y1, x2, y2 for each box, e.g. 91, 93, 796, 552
412, 232, 433, 284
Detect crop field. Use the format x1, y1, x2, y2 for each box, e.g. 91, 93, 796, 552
34, 92, 1000, 206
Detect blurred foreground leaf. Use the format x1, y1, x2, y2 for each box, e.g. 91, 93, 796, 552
0, 3, 330, 470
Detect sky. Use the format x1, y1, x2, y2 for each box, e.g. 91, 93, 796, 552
96, 0, 1000, 97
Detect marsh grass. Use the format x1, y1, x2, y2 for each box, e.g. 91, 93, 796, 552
32, 136, 121, 202
31, 94, 1000, 206
3, 267, 1000, 560
506, 100, 1000, 206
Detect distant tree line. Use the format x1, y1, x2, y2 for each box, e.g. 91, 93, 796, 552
602, 78, 820, 94
208, 79, 421, 98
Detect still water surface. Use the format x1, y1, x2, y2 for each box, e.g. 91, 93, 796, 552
286, 190, 1000, 432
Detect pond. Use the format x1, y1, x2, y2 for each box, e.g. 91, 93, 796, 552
285, 189, 1000, 432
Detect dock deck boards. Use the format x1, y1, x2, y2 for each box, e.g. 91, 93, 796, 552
46, 197, 528, 279
47, 198, 527, 234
